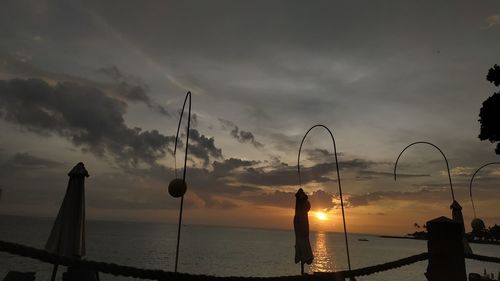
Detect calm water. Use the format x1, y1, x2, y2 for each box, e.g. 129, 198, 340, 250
0, 215, 499, 281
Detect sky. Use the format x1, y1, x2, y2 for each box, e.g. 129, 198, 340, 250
0, 0, 500, 235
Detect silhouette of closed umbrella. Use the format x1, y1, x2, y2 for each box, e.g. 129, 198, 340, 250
45, 162, 89, 281
294, 188, 314, 275
450, 200, 472, 254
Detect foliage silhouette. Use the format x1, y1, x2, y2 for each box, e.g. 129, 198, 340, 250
486, 64, 500, 86
478, 64, 500, 154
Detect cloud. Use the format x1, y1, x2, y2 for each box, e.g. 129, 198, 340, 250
243, 190, 294, 209
227, 158, 374, 187
0, 78, 175, 166
241, 189, 338, 211
485, 15, 500, 29
0, 55, 169, 117
212, 157, 259, 177
304, 148, 339, 162
219, 118, 263, 148
97, 66, 169, 116
1, 152, 63, 170
347, 188, 450, 207
308, 189, 338, 211
187, 129, 223, 165
356, 170, 430, 180
448, 166, 474, 177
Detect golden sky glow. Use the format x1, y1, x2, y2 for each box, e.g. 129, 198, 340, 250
0, 1, 500, 238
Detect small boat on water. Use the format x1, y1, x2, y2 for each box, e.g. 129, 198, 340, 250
358, 238, 369, 242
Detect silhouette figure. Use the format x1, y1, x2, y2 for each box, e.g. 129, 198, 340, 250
479, 64, 500, 154
45, 162, 89, 281
294, 188, 313, 275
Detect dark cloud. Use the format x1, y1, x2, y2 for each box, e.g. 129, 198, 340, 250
0, 55, 169, 117
187, 129, 223, 166
97, 66, 169, 116
242, 189, 338, 211
237, 158, 375, 187
1, 152, 63, 170
0, 78, 175, 166
347, 188, 450, 207
219, 118, 263, 148
308, 189, 338, 211
212, 157, 259, 177
244, 190, 294, 209
356, 170, 430, 180
98, 65, 150, 102
191, 113, 198, 127
118, 157, 344, 210
305, 148, 338, 162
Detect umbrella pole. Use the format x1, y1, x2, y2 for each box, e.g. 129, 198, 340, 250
174, 195, 184, 273
50, 264, 58, 281
394, 141, 455, 202
297, 125, 352, 272
301, 262, 304, 275
172, 92, 191, 273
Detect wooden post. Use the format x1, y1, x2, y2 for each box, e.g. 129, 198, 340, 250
425, 216, 467, 281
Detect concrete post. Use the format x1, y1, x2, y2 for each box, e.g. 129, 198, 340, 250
425, 216, 467, 281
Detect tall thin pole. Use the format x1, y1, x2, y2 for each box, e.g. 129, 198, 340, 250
469, 162, 500, 218
297, 124, 352, 272
173, 92, 191, 273
394, 141, 455, 202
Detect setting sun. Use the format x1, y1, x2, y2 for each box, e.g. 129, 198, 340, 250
315, 211, 328, 221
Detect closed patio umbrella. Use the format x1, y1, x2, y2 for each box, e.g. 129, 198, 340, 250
450, 200, 472, 254
294, 188, 314, 275
45, 162, 89, 281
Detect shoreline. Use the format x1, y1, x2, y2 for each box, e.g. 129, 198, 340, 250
380, 235, 500, 246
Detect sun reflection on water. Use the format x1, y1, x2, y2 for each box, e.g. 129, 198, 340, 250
310, 231, 334, 272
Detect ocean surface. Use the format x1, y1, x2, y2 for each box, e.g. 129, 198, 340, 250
0, 215, 499, 281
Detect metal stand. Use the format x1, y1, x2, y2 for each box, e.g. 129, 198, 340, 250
172, 92, 191, 273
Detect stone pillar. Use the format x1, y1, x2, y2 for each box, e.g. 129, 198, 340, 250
425, 216, 467, 281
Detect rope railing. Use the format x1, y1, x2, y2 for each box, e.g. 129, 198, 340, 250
2, 240, 499, 280
316, 252, 429, 279
0, 240, 430, 280
466, 253, 500, 264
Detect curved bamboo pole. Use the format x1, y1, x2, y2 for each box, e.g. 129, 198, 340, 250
394, 141, 455, 202
297, 124, 352, 272
172, 91, 192, 273
469, 162, 500, 218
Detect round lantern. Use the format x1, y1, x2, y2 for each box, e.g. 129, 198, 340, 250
168, 178, 187, 198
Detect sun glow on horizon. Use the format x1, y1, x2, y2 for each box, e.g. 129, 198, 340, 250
315, 211, 328, 221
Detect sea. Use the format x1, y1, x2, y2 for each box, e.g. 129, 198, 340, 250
0, 215, 499, 281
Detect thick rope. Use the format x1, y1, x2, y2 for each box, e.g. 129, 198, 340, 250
466, 253, 500, 264
339, 252, 428, 278
0, 240, 430, 280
